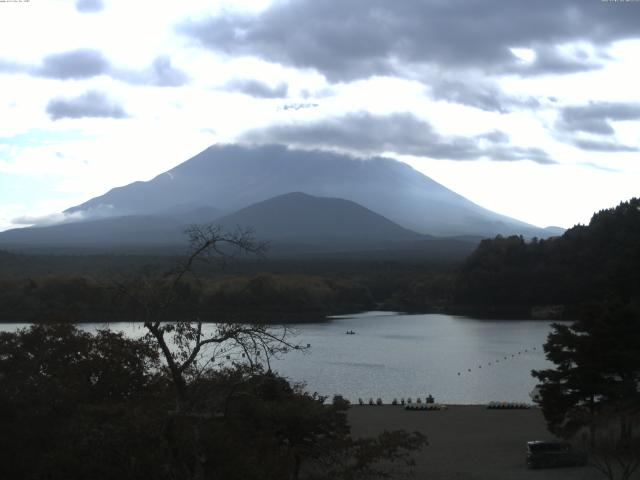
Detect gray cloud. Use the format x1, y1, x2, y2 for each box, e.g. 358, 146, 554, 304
510, 44, 605, 76
12, 204, 114, 227
225, 78, 288, 98
179, 0, 639, 82
37, 49, 110, 79
109, 55, 189, 86
430, 79, 506, 113
147, 56, 189, 86
477, 130, 510, 144
561, 115, 615, 136
572, 139, 638, 153
3, 49, 187, 87
12, 212, 80, 227
75, 0, 104, 13
428, 77, 540, 113
46, 90, 128, 120
555, 102, 640, 152
242, 112, 555, 164
558, 102, 640, 135
0, 59, 29, 74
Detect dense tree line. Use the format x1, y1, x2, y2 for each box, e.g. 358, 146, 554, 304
0, 263, 463, 323
0, 273, 374, 323
454, 198, 640, 314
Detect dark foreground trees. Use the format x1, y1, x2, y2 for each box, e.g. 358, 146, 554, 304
0, 324, 426, 480
0, 324, 168, 479
532, 303, 640, 480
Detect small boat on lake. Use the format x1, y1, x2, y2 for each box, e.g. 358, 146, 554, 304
345, 330, 356, 335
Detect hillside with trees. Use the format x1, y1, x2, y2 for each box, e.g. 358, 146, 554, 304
453, 198, 640, 316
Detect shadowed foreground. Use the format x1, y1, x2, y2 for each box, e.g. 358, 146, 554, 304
348, 405, 621, 480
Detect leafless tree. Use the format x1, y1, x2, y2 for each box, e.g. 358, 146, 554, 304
113, 224, 310, 479
115, 224, 303, 405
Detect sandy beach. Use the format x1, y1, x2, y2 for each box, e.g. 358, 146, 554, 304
348, 405, 627, 480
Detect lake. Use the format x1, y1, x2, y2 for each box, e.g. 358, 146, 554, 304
1, 311, 563, 404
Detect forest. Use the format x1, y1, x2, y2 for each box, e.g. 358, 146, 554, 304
453, 197, 640, 316
0, 198, 638, 323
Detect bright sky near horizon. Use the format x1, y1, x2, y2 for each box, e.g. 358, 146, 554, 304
1, 0, 639, 232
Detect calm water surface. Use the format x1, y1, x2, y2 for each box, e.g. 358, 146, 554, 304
1, 312, 563, 404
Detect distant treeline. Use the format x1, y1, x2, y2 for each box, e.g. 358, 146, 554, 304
0, 274, 376, 323
453, 198, 640, 316
0, 248, 457, 322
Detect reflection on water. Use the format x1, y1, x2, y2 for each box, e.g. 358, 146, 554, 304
0, 312, 563, 404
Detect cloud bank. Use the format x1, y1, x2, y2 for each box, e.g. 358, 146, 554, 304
225, 78, 288, 98
556, 102, 640, 151
179, 0, 635, 82
243, 112, 555, 164
1, 49, 188, 87
46, 90, 128, 120
37, 49, 110, 79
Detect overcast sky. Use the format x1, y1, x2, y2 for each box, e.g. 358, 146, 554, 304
1, 0, 639, 232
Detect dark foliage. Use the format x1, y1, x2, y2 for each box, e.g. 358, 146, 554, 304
532, 303, 640, 437
532, 302, 640, 479
0, 273, 374, 323
0, 324, 166, 479
454, 198, 640, 311
0, 325, 426, 480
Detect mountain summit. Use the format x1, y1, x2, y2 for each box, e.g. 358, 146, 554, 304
215, 192, 422, 247
66, 144, 546, 237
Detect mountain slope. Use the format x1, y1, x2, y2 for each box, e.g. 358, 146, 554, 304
0, 206, 222, 250
215, 192, 423, 249
0, 214, 188, 249
0, 193, 426, 253
66, 144, 548, 237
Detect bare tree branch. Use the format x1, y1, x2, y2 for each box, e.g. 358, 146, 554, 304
110, 223, 303, 407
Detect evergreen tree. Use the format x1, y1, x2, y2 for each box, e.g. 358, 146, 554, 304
532, 303, 640, 479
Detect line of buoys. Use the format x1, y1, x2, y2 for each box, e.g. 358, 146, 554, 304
457, 346, 542, 376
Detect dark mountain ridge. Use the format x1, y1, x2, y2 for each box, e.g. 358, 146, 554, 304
215, 192, 422, 247
0, 193, 426, 253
